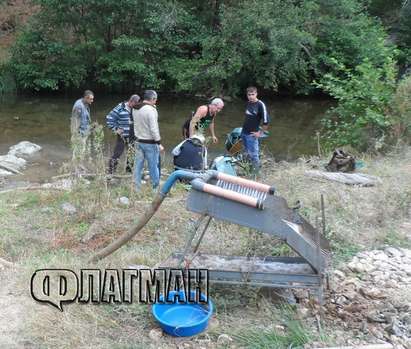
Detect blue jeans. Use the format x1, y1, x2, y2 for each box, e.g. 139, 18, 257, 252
241, 133, 260, 169
134, 143, 160, 190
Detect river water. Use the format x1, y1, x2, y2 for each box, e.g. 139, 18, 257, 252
0, 94, 332, 182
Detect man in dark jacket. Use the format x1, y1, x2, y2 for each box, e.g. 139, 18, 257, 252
106, 94, 140, 174
241, 86, 269, 173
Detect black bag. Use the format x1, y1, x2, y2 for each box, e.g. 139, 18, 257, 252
325, 149, 355, 172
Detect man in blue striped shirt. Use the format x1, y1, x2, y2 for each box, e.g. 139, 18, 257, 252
241, 86, 270, 174
106, 94, 141, 174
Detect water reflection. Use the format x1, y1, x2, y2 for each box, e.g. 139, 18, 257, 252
0, 94, 332, 182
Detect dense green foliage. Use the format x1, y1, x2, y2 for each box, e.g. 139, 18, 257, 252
0, 64, 16, 94
5, 0, 411, 151
317, 47, 397, 151
8, 0, 398, 96
390, 74, 411, 142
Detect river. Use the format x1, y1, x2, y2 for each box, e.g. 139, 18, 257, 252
0, 94, 332, 183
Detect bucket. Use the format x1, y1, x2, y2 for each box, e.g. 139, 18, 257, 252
151, 290, 213, 337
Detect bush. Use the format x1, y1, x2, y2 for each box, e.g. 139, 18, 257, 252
390, 74, 411, 143
317, 45, 397, 151
0, 63, 16, 94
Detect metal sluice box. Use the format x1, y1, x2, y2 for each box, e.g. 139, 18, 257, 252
162, 171, 331, 302
161, 253, 322, 291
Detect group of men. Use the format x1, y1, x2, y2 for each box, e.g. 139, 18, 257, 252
70, 86, 269, 190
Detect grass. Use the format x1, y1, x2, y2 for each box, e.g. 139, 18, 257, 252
377, 228, 411, 248
231, 304, 317, 349
0, 145, 410, 348
234, 325, 311, 349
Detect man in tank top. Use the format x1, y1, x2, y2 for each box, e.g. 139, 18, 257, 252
182, 98, 224, 143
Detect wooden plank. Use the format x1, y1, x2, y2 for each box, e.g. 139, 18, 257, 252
305, 170, 381, 186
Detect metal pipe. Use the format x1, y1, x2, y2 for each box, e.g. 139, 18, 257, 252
191, 179, 263, 209
212, 171, 275, 194
160, 170, 206, 195
193, 216, 213, 253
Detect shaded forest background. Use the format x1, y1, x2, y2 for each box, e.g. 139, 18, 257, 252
0, 0, 410, 151
0, 0, 410, 96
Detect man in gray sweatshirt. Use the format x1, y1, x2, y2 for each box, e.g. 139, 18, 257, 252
71, 90, 94, 165
133, 90, 164, 190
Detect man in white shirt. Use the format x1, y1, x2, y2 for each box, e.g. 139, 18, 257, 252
133, 90, 164, 190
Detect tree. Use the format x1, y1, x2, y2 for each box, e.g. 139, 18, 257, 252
9, 0, 398, 96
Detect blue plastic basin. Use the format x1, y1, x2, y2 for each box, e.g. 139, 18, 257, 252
152, 291, 213, 337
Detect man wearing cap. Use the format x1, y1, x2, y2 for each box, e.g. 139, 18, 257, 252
241, 86, 269, 174
133, 90, 164, 190
106, 94, 141, 174
182, 98, 224, 143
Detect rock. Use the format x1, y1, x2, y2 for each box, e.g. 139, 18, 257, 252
117, 196, 130, 206
369, 326, 385, 339
217, 334, 233, 346
400, 313, 411, 326
42, 179, 73, 191
361, 262, 376, 272
296, 306, 310, 319
370, 271, 386, 280
343, 289, 359, 301
333, 270, 346, 279
342, 277, 361, 289
334, 295, 348, 306
381, 311, 397, 324
293, 289, 309, 300
379, 262, 395, 271
373, 251, 389, 261
357, 252, 370, 259
400, 265, 411, 276
149, 328, 163, 342
386, 320, 406, 337
367, 310, 387, 323
273, 288, 297, 304
0, 169, 13, 176
208, 317, 220, 332
344, 302, 366, 313
61, 202, 77, 215
398, 248, 411, 259
384, 280, 399, 289
8, 141, 42, 157
40, 207, 53, 214
360, 287, 386, 299
336, 309, 350, 321
195, 338, 211, 347
347, 261, 367, 273
400, 337, 411, 349
0, 154, 26, 173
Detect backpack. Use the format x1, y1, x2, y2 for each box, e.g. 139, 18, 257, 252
325, 149, 356, 172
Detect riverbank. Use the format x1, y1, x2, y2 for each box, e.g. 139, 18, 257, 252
0, 147, 410, 348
